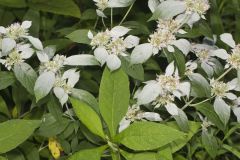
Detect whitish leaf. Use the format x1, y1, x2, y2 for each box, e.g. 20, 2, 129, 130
68, 146, 107, 160
148, 0, 160, 12
108, 0, 135, 8
0, 71, 15, 90
130, 43, 153, 64
70, 98, 105, 139
188, 73, 211, 98
28, 0, 81, 18
106, 54, 121, 71
99, 67, 130, 137
213, 97, 230, 125
65, 54, 99, 66
13, 63, 37, 95
34, 71, 55, 101
26, 36, 43, 50
115, 122, 184, 151
1, 38, 16, 55
0, 120, 40, 153
220, 33, 236, 48
150, 1, 186, 20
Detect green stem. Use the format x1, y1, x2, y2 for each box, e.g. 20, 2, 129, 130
102, 17, 107, 28
189, 96, 215, 107
216, 67, 233, 81
119, 2, 134, 25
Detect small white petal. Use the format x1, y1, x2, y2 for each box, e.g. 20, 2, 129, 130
0, 26, 6, 34
167, 45, 175, 52
106, 54, 121, 71
2, 38, 16, 55
165, 61, 175, 76
173, 39, 191, 55
88, 30, 94, 39
110, 26, 130, 38
165, 103, 179, 116
119, 119, 131, 132
220, 33, 236, 48
26, 36, 43, 50
94, 47, 109, 66
124, 35, 140, 48
212, 49, 229, 60
21, 21, 32, 29
141, 112, 162, 121
224, 92, 237, 100
137, 81, 161, 105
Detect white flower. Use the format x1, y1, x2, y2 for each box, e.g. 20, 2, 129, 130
53, 69, 80, 105
185, 61, 197, 76
0, 43, 34, 70
191, 43, 229, 76
0, 21, 31, 39
136, 62, 190, 115
89, 26, 139, 71
184, 0, 210, 17
93, 0, 109, 11
119, 105, 162, 132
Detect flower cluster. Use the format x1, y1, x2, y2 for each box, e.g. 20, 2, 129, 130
88, 26, 139, 71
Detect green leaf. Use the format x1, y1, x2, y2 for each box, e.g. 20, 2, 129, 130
121, 150, 158, 160
66, 29, 91, 44
195, 102, 224, 130
99, 67, 130, 137
157, 146, 173, 160
0, 156, 7, 160
71, 88, 99, 114
34, 71, 55, 101
28, 0, 81, 18
0, 119, 40, 153
172, 50, 186, 77
36, 114, 69, 137
70, 98, 105, 139
120, 56, 144, 81
19, 142, 40, 160
115, 122, 185, 151
223, 144, 240, 158
0, 0, 26, 8
13, 63, 37, 95
47, 95, 63, 122
23, 9, 40, 37
188, 73, 211, 98
68, 146, 107, 160
0, 71, 16, 90
0, 96, 10, 117
202, 131, 219, 158
166, 121, 201, 153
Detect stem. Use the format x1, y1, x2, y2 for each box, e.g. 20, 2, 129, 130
216, 67, 233, 81
111, 8, 113, 29
102, 17, 107, 28
189, 96, 215, 107
65, 103, 75, 121
94, 17, 99, 29
119, 2, 134, 25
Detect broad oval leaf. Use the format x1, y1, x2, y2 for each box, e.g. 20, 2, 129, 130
13, 62, 37, 95
150, 1, 186, 20
34, 71, 55, 101
121, 150, 158, 160
0, 119, 40, 153
115, 122, 185, 151
65, 54, 99, 66
28, 0, 81, 18
0, 0, 26, 8
99, 67, 130, 137
0, 71, 16, 90
130, 43, 153, 64
68, 146, 107, 160
66, 29, 91, 44
70, 98, 105, 139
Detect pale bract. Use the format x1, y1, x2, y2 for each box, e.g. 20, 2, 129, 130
89, 26, 139, 71
136, 62, 190, 116
118, 105, 162, 132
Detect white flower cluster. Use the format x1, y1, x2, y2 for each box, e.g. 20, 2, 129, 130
0, 21, 43, 70
135, 62, 190, 116
88, 26, 139, 71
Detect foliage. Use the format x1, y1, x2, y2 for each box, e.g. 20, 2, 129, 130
1, 0, 240, 160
